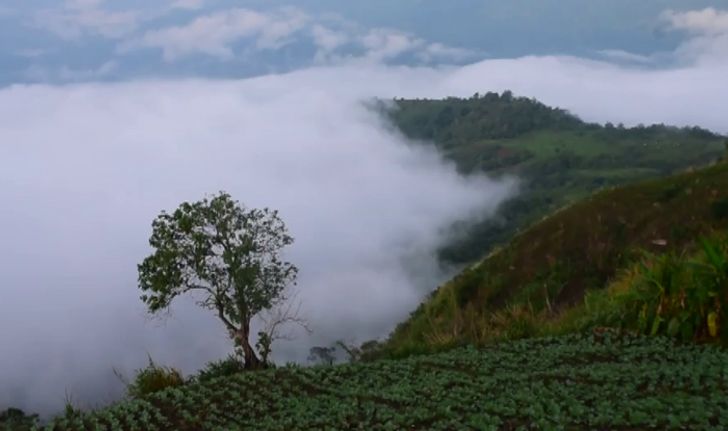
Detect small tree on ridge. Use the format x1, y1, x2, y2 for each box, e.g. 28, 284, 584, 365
138, 192, 298, 369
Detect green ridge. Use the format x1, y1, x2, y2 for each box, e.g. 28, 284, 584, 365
383, 160, 728, 357
387, 93, 726, 263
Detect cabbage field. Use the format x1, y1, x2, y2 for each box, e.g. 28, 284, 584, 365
41, 332, 728, 430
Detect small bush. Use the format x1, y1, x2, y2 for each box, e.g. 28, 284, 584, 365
194, 355, 246, 383
658, 184, 682, 202
564, 235, 728, 343
0, 408, 38, 431
489, 304, 541, 340
711, 197, 728, 219
125, 356, 184, 398
544, 234, 728, 344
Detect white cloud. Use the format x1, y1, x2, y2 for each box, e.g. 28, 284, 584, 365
34, 0, 139, 40
338, 26, 474, 65
663, 7, 728, 35
311, 24, 349, 54
115, 6, 473, 65
419, 42, 477, 63
360, 28, 424, 61
662, 8, 728, 65
121, 8, 309, 61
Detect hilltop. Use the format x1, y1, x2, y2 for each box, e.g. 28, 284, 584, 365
387, 92, 727, 263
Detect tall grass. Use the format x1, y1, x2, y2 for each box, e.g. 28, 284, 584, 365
114, 356, 185, 398
382, 231, 728, 360
549, 234, 728, 343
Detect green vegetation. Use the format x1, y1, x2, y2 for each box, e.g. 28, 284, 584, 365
191, 355, 246, 384
387, 92, 726, 263
39, 333, 728, 430
1, 408, 38, 431
121, 357, 185, 399
17, 96, 728, 429
384, 161, 728, 357
554, 235, 728, 342
138, 192, 300, 369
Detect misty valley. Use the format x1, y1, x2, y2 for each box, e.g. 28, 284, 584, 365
3, 2, 728, 430
3, 90, 728, 430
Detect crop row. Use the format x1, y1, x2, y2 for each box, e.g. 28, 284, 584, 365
39, 332, 728, 430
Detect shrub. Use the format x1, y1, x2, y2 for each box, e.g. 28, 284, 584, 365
489, 304, 541, 340
606, 235, 728, 342
125, 356, 185, 398
544, 234, 728, 344
0, 408, 38, 431
711, 197, 728, 220
194, 355, 246, 383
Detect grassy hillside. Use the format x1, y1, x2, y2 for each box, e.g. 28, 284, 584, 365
38, 333, 728, 430
387, 93, 727, 263
383, 160, 728, 357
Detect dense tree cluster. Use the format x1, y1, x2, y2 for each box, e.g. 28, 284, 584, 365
387, 92, 727, 264
391, 91, 584, 142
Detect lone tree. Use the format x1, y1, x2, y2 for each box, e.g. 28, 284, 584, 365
138, 192, 298, 369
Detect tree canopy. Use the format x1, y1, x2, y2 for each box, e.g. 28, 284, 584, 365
138, 192, 297, 368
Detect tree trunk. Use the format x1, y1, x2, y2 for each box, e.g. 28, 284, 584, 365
237, 320, 262, 370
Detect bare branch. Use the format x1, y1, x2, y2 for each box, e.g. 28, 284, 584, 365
258, 290, 311, 343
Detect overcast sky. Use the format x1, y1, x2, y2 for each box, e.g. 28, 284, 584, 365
1, 0, 728, 84
1, 0, 728, 417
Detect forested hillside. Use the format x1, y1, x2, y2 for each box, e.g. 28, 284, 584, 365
387, 92, 727, 263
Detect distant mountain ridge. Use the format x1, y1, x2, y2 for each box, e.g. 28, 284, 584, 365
386, 92, 727, 263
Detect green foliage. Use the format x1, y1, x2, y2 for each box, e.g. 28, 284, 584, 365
609, 236, 728, 342
193, 354, 246, 383
712, 197, 728, 219
255, 331, 273, 365
0, 408, 38, 431
307, 346, 336, 365
41, 334, 728, 430
390, 91, 583, 141
387, 93, 726, 264
138, 191, 297, 368
383, 161, 728, 357
126, 356, 185, 399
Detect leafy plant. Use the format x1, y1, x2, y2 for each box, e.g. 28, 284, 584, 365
0, 408, 38, 431
590, 235, 728, 342
193, 354, 246, 383
40, 334, 728, 431
711, 197, 728, 220
125, 356, 185, 398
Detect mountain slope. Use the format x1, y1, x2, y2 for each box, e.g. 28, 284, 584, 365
387, 93, 727, 263
383, 160, 728, 357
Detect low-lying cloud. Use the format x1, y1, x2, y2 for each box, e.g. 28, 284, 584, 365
0, 72, 511, 415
